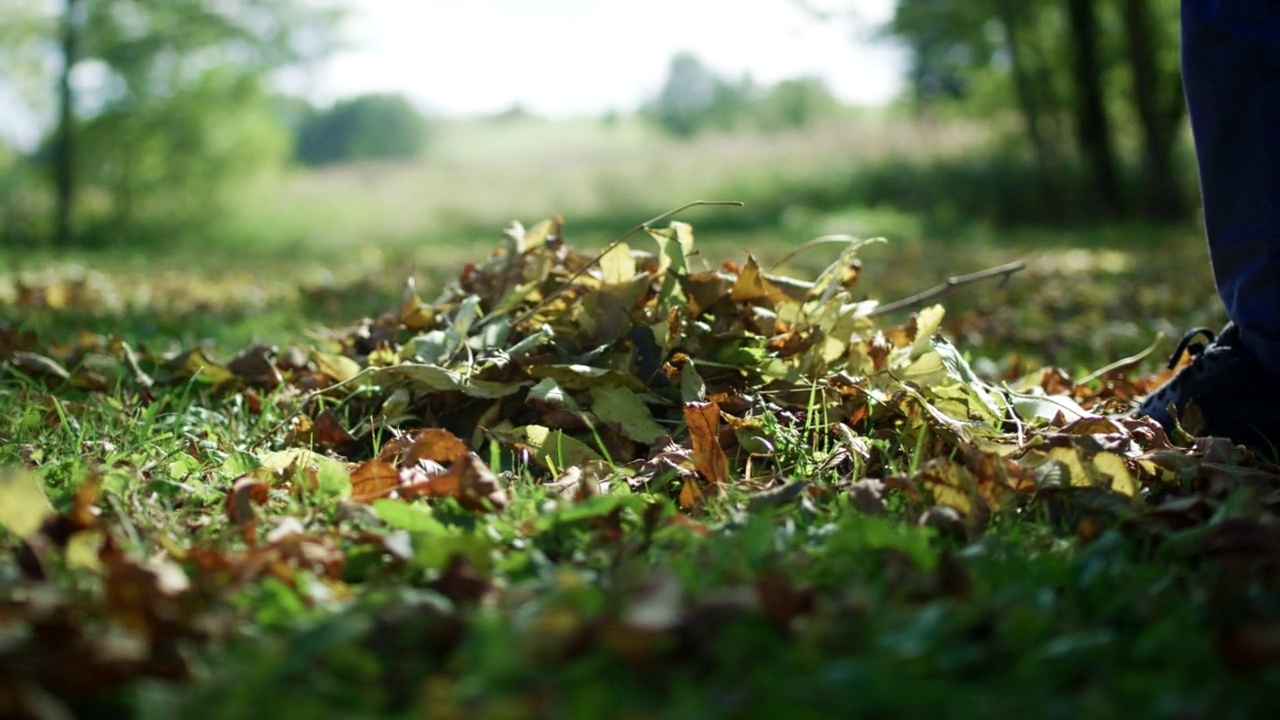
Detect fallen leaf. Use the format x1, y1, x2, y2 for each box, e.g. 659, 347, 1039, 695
225, 477, 270, 543
685, 401, 729, 485
401, 453, 508, 512
677, 479, 701, 511
350, 459, 402, 503
401, 428, 471, 467
0, 467, 53, 538
590, 385, 666, 445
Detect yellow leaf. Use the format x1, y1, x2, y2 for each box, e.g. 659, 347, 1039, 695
647, 221, 695, 275
0, 467, 53, 538
731, 255, 794, 307
516, 426, 604, 469
600, 241, 636, 284
909, 304, 946, 356
1092, 451, 1138, 497
166, 347, 235, 385
916, 459, 975, 515
1021, 444, 1137, 497
65, 529, 104, 571
315, 352, 363, 384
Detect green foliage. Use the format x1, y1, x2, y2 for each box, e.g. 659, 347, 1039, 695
644, 52, 750, 138
0, 141, 47, 247
885, 0, 1187, 221
645, 52, 837, 138
74, 69, 291, 237
295, 93, 429, 166
0, 1, 52, 109
756, 77, 840, 130
890, 0, 1000, 106
3, 0, 345, 246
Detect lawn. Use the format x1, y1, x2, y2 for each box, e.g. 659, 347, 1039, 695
2, 115, 1278, 718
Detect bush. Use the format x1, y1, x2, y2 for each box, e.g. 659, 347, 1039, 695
755, 77, 839, 131
643, 52, 755, 138
295, 93, 429, 166
0, 146, 45, 247
644, 53, 839, 139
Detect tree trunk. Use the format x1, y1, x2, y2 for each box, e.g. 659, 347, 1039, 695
1065, 0, 1125, 217
1121, 0, 1188, 219
993, 0, 1062, 220
54, 0, 80, 247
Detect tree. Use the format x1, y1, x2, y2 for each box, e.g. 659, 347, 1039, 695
991, 0, 1065, 217
54, 0, 80, 248
1120, 0, 1186, 219
13, 0, 345, 245
890, 0, 995, 110
75, 69, 292, 232
882, 0, 1188, 223
1064, 0, 1124, 216
757, 77, 838, 130
295, 93, 429, 166
645, 53, 754, 138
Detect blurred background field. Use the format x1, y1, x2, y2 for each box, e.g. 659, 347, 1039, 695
0, 0, 1221, 369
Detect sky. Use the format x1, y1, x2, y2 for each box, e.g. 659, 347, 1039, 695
309, 0, 906, 116
0, 0, 907, 148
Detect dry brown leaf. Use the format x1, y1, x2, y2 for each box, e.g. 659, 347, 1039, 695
427, 554, 493, 606
684, 401, 729, 485
227, 343, 283, 388
313, 409, 357, 448
677, 479, 701, 511
225, 477, 270, 544
350, 459, 401, 503
377, 427, 471, 467
400, 453, 508, 512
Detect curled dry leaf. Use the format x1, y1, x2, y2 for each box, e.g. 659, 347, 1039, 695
226, 477, 271, 544
401, 453, 508, 512
684, 401, 729, 485
350, 458, 401, 503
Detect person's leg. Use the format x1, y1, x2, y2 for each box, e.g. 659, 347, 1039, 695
1181, 0, 1280, 368
1135, 3, 1280, 448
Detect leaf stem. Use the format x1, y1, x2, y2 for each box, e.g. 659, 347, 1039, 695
870, 260, 1026, 317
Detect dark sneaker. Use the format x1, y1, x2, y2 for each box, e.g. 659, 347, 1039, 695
1135, 323, 1280, 454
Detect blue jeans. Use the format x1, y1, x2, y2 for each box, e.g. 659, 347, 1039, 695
1182, 1, 1280, 369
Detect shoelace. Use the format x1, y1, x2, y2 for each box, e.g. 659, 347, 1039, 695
1165, 327, 1217, 370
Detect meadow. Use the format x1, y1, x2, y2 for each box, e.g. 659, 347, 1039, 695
3, 111, 1276, 718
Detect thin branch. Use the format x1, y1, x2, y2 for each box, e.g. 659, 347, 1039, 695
869, 260, 1025, 317
1075, 331, 1165, 386
506, 200, 744, 329
769, 234, 879, 270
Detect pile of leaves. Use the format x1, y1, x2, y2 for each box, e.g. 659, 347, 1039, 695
3, 217, 1280, 716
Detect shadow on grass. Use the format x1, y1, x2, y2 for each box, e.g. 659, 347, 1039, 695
0, 266, 430, 353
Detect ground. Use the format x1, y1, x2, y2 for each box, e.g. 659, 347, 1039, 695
2, 114, 1278, 718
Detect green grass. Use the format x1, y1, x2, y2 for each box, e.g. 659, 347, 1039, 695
1, 115, 1274, 718
213, 110, 991, 256
2, 351, 1276, 718
4, 217, 1274, 717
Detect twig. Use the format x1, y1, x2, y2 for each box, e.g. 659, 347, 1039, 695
869, 260, 1025, 317
1075, 332, 1165, 386
769, 234, 861, 269
506, 200, 744, 329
